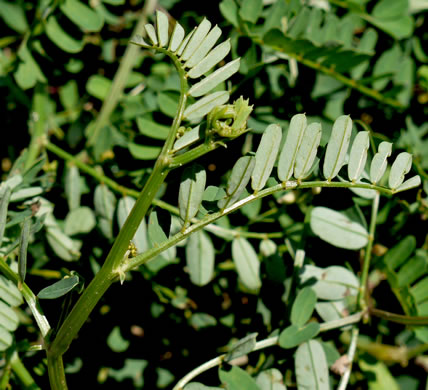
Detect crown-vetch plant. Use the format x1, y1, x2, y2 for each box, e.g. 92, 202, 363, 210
0, 7, 425, 390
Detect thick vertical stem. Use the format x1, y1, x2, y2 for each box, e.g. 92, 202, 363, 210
47, 354, 67, 390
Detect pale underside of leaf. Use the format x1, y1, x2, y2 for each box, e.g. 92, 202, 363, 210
185, 25, 222, 69
388, 152, 412, 190
169, 21, 185, 52
179, 166, 206, 225
144, 23, 158, 45
173, 126, 200, 152
181, 18, 212, 61
186, 231, 215, 286
177, 27, 196, 56
323, 115, 353, 181
251, 124, 282, 192
278, 113, 307, 181
183, 91, 229, 120
187, 40, 231, 79
370, 141, 392, 184
394, 175, 421, 193
156, 10, 169, 47
348, 131, 370, 182
232, 237, 261, 290
188, 58, 240, 97
294, 122, 322, 180
218, 156, 255, 209
130, 34, 150, 48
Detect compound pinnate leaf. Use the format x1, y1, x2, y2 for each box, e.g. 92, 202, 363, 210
225, 332, 258, 362
311, 206, 368, 250
219, 366, 260, 390
218, 156, 255, 209
156, 10, 169, 47
232, 237, 261, 290
291, 287, 317, 327
251, 124, 282, 192
181, 18, 212, 61
295, 340, 329, 390
179, 165, 206, 227
169, 21, 185, 52
279, 323, 320, 349
187, 40, 231, 79
278, 113, 307, 181
188, 58, 240, 97
294, 122, 322, 180
145, 23, 158, 45
184, 91, 230, 120
185, 25, 222, 69
388, 152, 412, 190
348, 131, 370, 182
38, 275, 80, 299
323, 115, 353, 181
186, 231, 215, 286
370, 141, 392, 184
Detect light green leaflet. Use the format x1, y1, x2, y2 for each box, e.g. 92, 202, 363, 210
294, 122, 322, 180
177, 27, 196, 56
183, 91, 229, 120
130, 35, 149, 47
65, 165, 81, 210
218, 156, 255, 209
173, 126, 200, 152
45, 16, 84, 53
311, 206, 368, 250
278, 113, 307, 181
38, 275, 80, 299
181, 18, 212, 61
0, 275, 23, 307
251, 124, 282, 192
323, 115, 353, 181
0, 300, 19, 332
256, 369, 286, 390
232, 237, 261, 290
178, 165, 206, 227
290, 287, 317, 327
295, 340, 329, 390
169, 21, 185, 52
156, 10, 169, 47
186, 231, 215, 286
185, 26, 222, 68
219, 366, 260, 390
394, 175, 421, 193
117, 196, 148, 253
144, 23, 158, 45
18, 218, 31, 287
0, 186, 12, 245
187, 40, 231, 79
388, 152, 412, 190
60, 0, 103, 32
188, 58, 240, 97
370, 141, 392, 184
348, 131, 370, 182
137, 117, 169, 140
64, 207, 96, 235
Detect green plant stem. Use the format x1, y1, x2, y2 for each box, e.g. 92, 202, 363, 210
0, 257, 50, 339
47, 354, 67, 390
258, 38, 403, 109
47, 27, 190, 384
337, 327, 359, 390
173, 312, 363, 389
369, 307, 428, 326
358, 191, 380, 310
87, 0, 156, 146
10, 351, 41, 390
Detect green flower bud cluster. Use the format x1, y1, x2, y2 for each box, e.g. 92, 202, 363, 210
207, 97, 253, 138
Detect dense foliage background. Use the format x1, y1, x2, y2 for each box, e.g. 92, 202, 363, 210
0, 0, 427, 388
